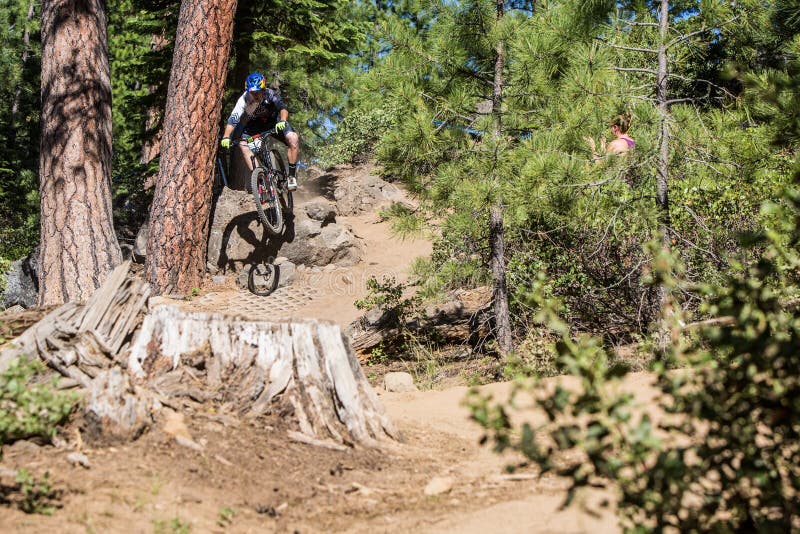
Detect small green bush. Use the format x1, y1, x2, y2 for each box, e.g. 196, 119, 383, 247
0, 357, 77, 452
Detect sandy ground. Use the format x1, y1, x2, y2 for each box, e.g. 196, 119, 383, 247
0, 168, 635, 533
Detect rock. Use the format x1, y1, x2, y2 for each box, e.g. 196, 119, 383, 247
424, 476, 455, 496
163, 409, 204, 451
384, 372, 418, 393
330, 165, 406, 216
212, 275, 227, 285
66, 452, 91, 469
133, 221, 148, 262
276, 261, 296, 288
0, 248, 39, 309
206, 187, 363, 273
305, 201, 336, 223
236, 269, 249, 289
3, 304, 24, 314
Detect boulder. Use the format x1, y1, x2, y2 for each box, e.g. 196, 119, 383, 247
384, 372, 418, 393
0, 248, 38, 309
305, 201, 336, 224
208, 188, 363, 273
327, 164, 405, 216
133, 221, 148, 263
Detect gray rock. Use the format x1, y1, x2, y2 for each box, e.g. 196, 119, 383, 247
66, 452, 91, 469
133, 221, 148, 262
236, 269, 249, 289
207, 188, 363, 274
212, 275, 227, 285
276, 261, 296, 288
305, 201, 336, 223
424, 476, 455, 496
384, 372, 418, 393
1, 248, 38, 310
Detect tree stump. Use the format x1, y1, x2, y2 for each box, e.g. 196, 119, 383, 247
129, 306, 399, 447
1, 262, 398, 448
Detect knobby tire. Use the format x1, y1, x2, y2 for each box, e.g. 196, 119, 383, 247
251, 167, 284, 235
248, 262, 278, 296
270, 149, 293, 213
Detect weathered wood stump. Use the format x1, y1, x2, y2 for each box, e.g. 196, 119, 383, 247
129, 306, 398, 447
0, 262, 398, 448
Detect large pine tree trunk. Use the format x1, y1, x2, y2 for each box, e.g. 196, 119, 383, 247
145, 0, 237, 295
489, 0, 513, 356
38, 0, 122, 306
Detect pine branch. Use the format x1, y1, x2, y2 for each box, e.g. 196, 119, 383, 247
668, 74, 736, 99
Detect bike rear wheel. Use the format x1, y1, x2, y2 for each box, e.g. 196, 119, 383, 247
251, 166, 284, 235
247, 262, 278, 296
269, 149, 293, 213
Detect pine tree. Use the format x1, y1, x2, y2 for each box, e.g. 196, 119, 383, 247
38, 0, 122, 305
145, 0, 237, 295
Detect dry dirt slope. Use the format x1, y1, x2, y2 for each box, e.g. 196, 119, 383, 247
1, 165, 630, 533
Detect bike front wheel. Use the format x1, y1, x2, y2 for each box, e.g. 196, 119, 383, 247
251, 166, 284, 235
247, 262, 278, 296
270, 149, 293, 213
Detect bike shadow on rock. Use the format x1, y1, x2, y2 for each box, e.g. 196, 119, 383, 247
215, 210, 297, 272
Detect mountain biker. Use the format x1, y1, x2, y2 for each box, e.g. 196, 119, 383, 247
220, 72, 299, 191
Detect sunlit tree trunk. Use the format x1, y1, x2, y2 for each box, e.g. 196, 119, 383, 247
655, 0, 673, 351
38, 0, 122, 305
490, 0, 513, 356
145, 0, 237, 294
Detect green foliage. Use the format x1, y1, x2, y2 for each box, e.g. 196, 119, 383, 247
0, 0, 41, 260
153, 517, 191, 534
217, 506, 236, 527
327, 0, 798, 342
467, 188, 800, 531
321, 103, 402, 165
0, 256, 10, 294
14, 469, 57, 515
0, 357, 77, 451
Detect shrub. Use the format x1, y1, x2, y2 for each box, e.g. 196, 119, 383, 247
0, 357, 77, 452
467, 191, 800, 532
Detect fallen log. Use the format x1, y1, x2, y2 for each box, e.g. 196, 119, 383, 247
346, 287, 493, 354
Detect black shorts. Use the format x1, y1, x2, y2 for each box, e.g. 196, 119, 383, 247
242, 120, 295, 144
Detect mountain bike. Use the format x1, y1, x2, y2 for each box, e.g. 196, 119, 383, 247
240, 130, 293, 235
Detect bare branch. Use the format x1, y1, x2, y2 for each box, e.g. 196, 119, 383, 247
666, 17, 739, 49
612, 66, 657, 74
624, 21, 659, 28
665, 97, 697, 105
595, 37, 658, 54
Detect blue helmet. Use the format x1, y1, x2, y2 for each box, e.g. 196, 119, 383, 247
245, 72, 266, 92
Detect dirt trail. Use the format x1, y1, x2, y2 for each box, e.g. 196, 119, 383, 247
0, 168, 631, 532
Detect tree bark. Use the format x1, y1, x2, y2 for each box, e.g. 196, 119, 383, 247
38, 0, 122, 306
489, 0, 513, 356
145, 0, 238, 295
655, 0, 673, 351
